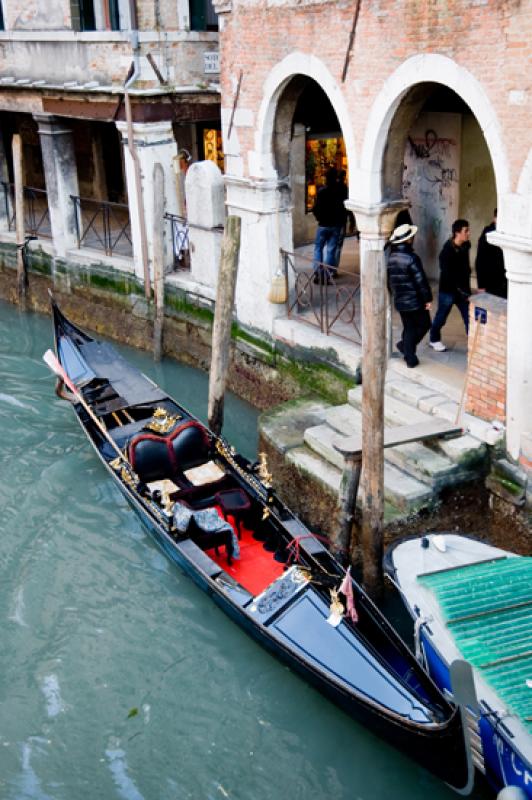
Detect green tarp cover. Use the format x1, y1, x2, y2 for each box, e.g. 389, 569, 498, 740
419, 556, 532, 734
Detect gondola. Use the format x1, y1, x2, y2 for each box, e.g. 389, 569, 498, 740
384, 532, 532, 797
45, 299, 471, 792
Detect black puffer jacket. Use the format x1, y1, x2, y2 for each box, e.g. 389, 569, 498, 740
387, 243, 432, 312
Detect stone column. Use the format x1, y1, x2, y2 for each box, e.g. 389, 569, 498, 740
344, 200, 402, 595
34, 114, 80, 257
225, 175, 293, 334
185, 160, 225, 287
116, 120, 178, 282
489, 231, 532, 460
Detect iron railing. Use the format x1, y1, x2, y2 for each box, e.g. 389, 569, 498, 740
165, 212, 190, 270
164, 213, 224, 271
281, 248, 362, 344
71, 195, 132, 258
2, 182, 52, 238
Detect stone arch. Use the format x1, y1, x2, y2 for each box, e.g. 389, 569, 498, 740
358, 53, 510, 207
251, 52, 357, 192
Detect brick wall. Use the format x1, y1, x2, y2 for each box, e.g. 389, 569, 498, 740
219, 0, 532, 190
466, 294, 507, 423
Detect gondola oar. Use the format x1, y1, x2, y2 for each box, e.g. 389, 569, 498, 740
43, 349, 131, 469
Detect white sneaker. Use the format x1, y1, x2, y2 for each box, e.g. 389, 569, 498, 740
429, 340, 447, 352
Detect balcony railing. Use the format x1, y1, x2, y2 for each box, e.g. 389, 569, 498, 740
281, 248, 361, 344
2, 182, 52, 238
71, 195, 132, 258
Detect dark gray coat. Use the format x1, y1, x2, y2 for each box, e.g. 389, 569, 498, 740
387, 243, 432, 312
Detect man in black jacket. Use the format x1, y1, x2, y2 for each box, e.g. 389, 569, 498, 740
387, 223, 432, 368
475, 209, 507, 298
429, 219, 471, 351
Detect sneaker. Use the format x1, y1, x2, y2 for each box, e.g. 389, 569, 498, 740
396, 341, 404, 354
429, 340, 447, 352
406, 356, 419, 368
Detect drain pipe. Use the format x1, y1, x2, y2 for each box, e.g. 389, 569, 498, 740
125, 0, 151, 299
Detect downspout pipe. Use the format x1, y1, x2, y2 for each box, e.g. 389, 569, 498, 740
125, 0, 151, 299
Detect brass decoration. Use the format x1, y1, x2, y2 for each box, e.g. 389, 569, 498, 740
145, 407, 181, 434
161, 489, 174, 514
257, 452, 272, 488
110, 457, 122, 471
215, 439, 269, 501
328, 588, 345, 619
261, 507, 270, 521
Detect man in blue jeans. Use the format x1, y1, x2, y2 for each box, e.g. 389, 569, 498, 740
429, 218, 471, 352
311, 167, 345, 284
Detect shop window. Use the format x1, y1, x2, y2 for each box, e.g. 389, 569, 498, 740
189, 0, 218, 31
305, 135, 347, 211
200, 126, 224, 172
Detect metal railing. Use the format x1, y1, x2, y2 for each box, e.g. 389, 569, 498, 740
164, 213, 224, 272
165, 212, 190, 270
71, 195, 132, 258
1, 182, 52, 238
281, 248, 362, 344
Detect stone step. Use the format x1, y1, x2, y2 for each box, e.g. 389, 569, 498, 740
309, 407, 460, 488
286, 445, 414, 522
303, 423, 435, 511
347, 386, 489, 466
348, 385, 433, 426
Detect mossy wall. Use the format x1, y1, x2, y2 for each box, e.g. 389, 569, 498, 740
0, 245, 354, 411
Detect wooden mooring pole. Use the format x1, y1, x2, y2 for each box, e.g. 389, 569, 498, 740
12, 134, 27, 303
360, 246, 387, 599
208, 215, 241, 436
153, 163, 165, 361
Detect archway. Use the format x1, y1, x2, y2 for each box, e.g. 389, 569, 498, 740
272, 76, 349, 249
382, 83, 498, 283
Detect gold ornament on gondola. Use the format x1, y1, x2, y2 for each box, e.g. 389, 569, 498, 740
145, 407, 180, 434
257, 452, 272, 488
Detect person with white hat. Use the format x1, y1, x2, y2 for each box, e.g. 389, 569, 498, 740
387, 222, 432, 368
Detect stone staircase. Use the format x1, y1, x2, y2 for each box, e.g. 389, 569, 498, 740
260, 372, 502, 521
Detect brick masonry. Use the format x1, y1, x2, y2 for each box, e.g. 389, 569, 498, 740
466, 293, 507, 423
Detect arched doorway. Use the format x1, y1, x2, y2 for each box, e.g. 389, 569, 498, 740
384, 83, 498, 281
272, 76, 349, 248
381, 81, 501, 368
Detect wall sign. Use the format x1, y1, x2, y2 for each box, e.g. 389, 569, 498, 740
204, 52, 220, 74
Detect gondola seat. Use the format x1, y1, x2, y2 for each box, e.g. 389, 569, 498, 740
128, 421, 211, 484
173, 502, 236, 563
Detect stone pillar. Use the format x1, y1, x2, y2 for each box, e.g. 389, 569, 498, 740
489, 231, 532, 460
116, 120, 178, 282
34, 114, 80, 257
225, 175, 293, 333
185, 160, 225, 287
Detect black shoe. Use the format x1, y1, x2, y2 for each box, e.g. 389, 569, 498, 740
405, 356, 419, 368
396, 341, 404, 354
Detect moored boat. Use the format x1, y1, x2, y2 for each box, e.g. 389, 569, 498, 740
45, 299, 471, 791
384, 533, 532, 797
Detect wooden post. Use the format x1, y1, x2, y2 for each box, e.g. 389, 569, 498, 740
153, 163, 165, 361
360, 246, 387, 599
208, 215, 241, 436
12, 134, 27, 302
331, 454, 362, 561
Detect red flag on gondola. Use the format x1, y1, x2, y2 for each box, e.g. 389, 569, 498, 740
340, 567, 358, 624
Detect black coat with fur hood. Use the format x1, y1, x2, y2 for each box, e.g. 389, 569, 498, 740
387, 242, 432, 312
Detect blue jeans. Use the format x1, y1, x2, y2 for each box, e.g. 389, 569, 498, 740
314, 226, 342, 272
430, 291, 469, 342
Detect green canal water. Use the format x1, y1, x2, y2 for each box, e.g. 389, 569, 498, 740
0, 300, 492, 800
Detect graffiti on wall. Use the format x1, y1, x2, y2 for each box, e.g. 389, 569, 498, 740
402, 114, 461, 278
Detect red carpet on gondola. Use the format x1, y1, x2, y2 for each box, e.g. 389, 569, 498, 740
208, 515, 285, 597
